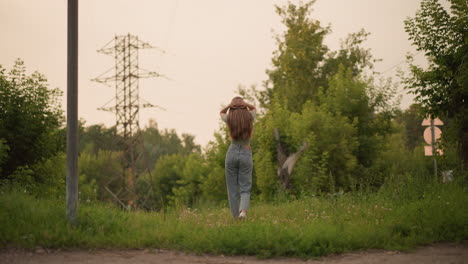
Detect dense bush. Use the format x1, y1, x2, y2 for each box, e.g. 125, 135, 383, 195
0, 59, 65, 184
0, 59, 66, 198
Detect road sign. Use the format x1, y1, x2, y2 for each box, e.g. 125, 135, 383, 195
423, 126, 442, 145
421, 117, 444, 126
422, 116, 443, 178
424, 145, 443, 156
421, 117, 443, 157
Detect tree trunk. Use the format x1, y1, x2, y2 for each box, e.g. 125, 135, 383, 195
274, 128, 308, 190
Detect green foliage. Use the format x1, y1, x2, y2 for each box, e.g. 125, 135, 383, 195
0, 139, 9, 176
291, 102, 358, 192
78, 150, 123, 201
76, 119, 203, 209
79, 124, 116, 155
394, 104, 425, 150
171, 153, 209, 208
265, 2, 376, 112
153, 154, 187, 207
266, 1, 329, 111
1, 179, 467, 257
404, 0, 468, 164
239, 1, 405, 198
0, 59, 64, 179
79, 174, 98, 202
321, 29, 376, 80
6, 166, 36, 193
231, 1, 397, 199
31, 153, 66, 198
254, 149, 278, 200
139, 120, 201, 172
254, 62, 401, 198
321, 67, 397, 169
136, 154, 187, 210
199, 130, 231, 203
153, 154, 186, 205
0, 59, 66, 198
370, 121, 432, 185
254, 97, 359, 198
0, 153, 66, 198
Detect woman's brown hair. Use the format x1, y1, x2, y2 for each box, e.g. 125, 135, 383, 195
227, 98, 253, 140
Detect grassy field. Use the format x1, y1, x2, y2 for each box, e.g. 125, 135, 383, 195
1, 176, 467, 258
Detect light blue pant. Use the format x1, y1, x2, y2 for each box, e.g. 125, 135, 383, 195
225, 143, 253, 218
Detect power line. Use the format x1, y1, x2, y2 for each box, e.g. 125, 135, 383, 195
377, 51, 422, 75
163, 0, 179, 51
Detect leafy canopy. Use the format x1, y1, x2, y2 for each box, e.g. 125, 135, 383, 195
0, 59, 64, 179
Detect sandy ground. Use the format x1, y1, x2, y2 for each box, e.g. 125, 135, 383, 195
1, 243, 467, 264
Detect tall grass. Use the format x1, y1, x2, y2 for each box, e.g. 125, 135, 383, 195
1, 175, 467, 258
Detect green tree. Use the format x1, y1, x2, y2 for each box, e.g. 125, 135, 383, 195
137, 154, 187, 210
394, 104, 425, 150
31, 153, 66, 198
404, 0, 468, 165
79, 123, 116, 155
78, 150, 123, 201
264, 1, 376, 112
232, 1, 397, 198
139, 120, 200, 172
181, 133, 201, 153
171, 153, 209, 207
266, 1, 329, 112
0, 139, 9, 176
77, 119, 201, 209
200, 130, 231, 203
254, 95, 359, 198
370, 120, 431, 183
0, 59, 64, 179
320, 29, 376, 83
321, 66, 397, 168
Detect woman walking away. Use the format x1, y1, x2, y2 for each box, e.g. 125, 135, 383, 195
220, 97, 256, 219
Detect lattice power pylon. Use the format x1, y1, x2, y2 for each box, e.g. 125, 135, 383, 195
92, 33, 165, 208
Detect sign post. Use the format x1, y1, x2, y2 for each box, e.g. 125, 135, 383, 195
422, 117, 443, 179
430, 118, 437, 178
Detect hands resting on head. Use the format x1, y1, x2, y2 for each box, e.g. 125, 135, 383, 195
229, 97, 247, 109
220, 97, 256, 115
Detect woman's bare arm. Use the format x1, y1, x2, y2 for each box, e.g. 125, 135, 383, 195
244, 102, 256, 111
220, 105, 230, 114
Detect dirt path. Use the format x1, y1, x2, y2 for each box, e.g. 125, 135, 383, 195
2, 243, 467, 264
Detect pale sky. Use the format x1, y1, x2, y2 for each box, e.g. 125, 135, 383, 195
0, 0, 430, 147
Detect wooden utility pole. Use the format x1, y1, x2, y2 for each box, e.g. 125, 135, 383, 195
67, 0, 79, 225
